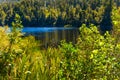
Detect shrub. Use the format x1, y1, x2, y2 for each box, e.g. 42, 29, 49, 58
76, 24, 120, 79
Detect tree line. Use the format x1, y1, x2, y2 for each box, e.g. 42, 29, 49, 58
0, 0, 118, 28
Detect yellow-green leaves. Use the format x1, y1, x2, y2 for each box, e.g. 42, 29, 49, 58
1, 22, 120, 79
12, 14, 23, 29
0, 27, 9, 52
92, 49, 98, 54
0, 10, 7, 25
76, 23, 120, 79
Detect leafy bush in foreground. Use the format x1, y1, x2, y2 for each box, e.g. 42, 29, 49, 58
0, 14, 39, 79
56, 24, 120, 80
76, 24, 120, 79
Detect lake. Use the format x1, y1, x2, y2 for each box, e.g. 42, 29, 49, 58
22, 27, 79, 47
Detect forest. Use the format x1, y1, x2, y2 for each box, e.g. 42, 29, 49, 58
1, 0, 120, 80
0, 0, 118, 29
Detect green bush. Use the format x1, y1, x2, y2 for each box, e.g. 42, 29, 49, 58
57, 24, 120, 80
0, 14, 39, 79
76, 24, 120, 79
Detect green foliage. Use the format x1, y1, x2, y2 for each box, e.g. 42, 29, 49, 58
0, 14, 25, 78
111, 6, 120, 57
0, 14, 38, 79
58, 41, 79, 80
1, 5, 120, 80
0, 0, 116, 27
1, 23, 120, 79
76, 24, 120, 79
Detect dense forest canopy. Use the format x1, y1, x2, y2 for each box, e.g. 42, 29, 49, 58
0, 0, 119, 29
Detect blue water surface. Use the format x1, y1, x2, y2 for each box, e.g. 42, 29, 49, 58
22, 27, 77, 33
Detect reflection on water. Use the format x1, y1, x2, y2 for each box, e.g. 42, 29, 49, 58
22, 27, 79, 46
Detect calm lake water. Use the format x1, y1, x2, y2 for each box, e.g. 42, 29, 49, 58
22, 27, 79, 46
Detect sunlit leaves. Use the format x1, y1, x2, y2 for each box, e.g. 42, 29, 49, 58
0, 27, 9, 52
76, 24, 120, 79
1, 23, 120, 79
0, 1, 120, 79
0, 0, 112, 27
0, 10, 7, 25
